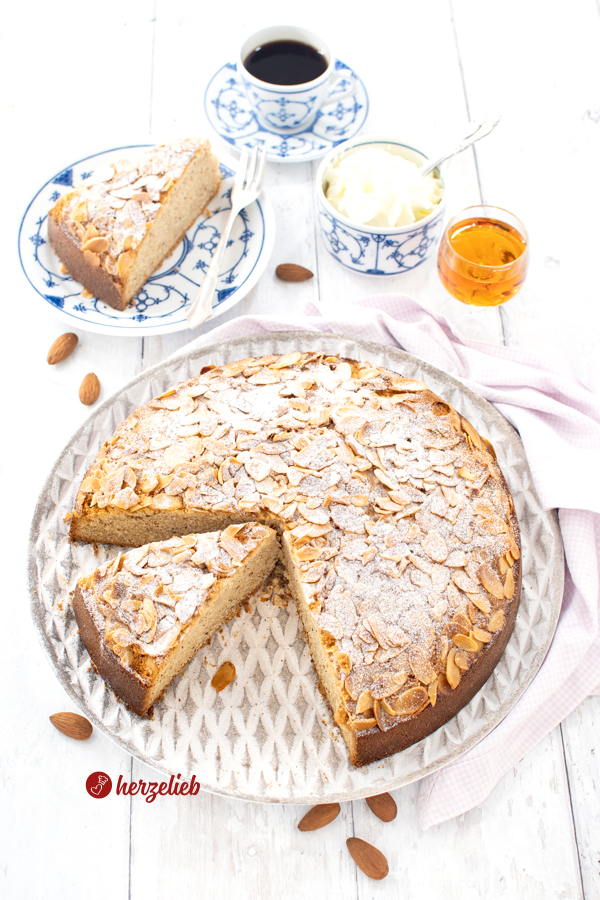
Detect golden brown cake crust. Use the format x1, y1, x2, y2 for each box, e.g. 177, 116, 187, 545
70, 353, 522, 763
73, 581, 149, 714
48, 214, 125, 309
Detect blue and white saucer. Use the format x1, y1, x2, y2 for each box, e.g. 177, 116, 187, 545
204, 61, 369, 163
18, 146, 275, 336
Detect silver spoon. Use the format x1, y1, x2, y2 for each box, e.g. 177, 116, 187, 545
420, 115, 501, 178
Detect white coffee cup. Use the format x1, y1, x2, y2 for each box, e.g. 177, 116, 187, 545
237, 26, 355, 135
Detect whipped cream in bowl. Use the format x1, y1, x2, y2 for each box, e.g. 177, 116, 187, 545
316, 136, 446, 275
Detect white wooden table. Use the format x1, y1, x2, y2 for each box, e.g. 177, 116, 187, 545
2, 1, 599, 897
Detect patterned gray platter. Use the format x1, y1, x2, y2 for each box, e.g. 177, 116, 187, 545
28, 332, 564, 804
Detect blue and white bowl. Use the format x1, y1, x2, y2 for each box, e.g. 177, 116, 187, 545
316, 136, 446, 276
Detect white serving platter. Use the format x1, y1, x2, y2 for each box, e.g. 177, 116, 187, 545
28, 332, 563, 804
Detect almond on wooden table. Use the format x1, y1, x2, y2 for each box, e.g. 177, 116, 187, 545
346, 837, 389, 880
79, 373, 100, 405
297, 802, 341, 831
47, 332, 78, 365
275, 263, 314, 282
365, 792, 397, 822
49, 712, 93, 741
211, 661, 236, 691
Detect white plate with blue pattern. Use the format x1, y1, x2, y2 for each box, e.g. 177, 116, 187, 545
18, 145, 275, 336
204, 60, 369, 163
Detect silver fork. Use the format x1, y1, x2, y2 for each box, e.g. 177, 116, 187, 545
187, 143, 268, 329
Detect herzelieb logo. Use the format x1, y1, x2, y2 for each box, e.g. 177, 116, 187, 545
86, 772, 112, 798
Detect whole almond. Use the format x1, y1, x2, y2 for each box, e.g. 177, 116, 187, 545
79, 373, 100, 405
211, 661, 236, 691
346, 838, 389, 880
297, 803, 341, 831
47, 332, 78, 365
276, 263, 314, 282
50, 712, 93, 741
365, 792, 397, 822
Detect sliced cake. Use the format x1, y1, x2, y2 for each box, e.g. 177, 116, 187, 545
70, 353, 521, 764
73, 524, 278, 716
48, 138, 221, 310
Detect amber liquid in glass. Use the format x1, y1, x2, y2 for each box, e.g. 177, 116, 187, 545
438, 217, 528, 306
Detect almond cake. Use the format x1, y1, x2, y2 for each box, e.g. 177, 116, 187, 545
48, 139, 221, 311
70, 353, 521, 765
74, 524, 278, 716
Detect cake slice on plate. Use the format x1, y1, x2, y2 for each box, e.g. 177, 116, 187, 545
48, 138, 221, 311
73, 524, 278, 716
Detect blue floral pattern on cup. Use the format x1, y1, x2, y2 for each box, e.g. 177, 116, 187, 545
317, 205, 445, 275
316, 138, 446, 274
204, 61, 369, 163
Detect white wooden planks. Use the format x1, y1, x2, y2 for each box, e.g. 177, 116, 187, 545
0, 0, 598, 897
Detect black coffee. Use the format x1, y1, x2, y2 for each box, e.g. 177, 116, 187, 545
243, 40, 328, 86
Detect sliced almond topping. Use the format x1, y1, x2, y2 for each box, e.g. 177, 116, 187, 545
356, 689, 374, 715
478, 563, 505, 600
269, 352, 302, 369
504, 567, 515, 599
409, 647, 437, 685
420, 531, 449, 563
380, 698, 397, 716
333, 651, 351, 674
451, 612, 471, 634
487, 609, 505, 633
427, 678, 438, 706
245, 458, 270, 481
471, 594, 491, 615
81, 236, 109, 254
454, 650, 469, 671
350, 717, 377, 731
71, 201, 88, 222
118, 250, 134, 279
446, 647, 461, 689
374, 468, 396, 490
457, 467, 478, 481
248, 369, 280, 385
297, 503, 329, 526
389, 686, 429, 716
461, 418, 484, 452
453, 634, 479, 652
362, 547, 376, 565
453, 570, 480, 593
471, 628, 492, 643
295, 546, 323, 562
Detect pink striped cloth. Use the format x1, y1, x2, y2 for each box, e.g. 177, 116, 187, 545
183, 294, 600, 828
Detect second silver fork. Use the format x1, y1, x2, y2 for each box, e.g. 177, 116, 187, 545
187, 143, 267, 329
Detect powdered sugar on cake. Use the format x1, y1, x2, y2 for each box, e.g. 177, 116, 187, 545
73, 354, 520, 731
59, 139, 205, 275
78, 524, 271, 670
